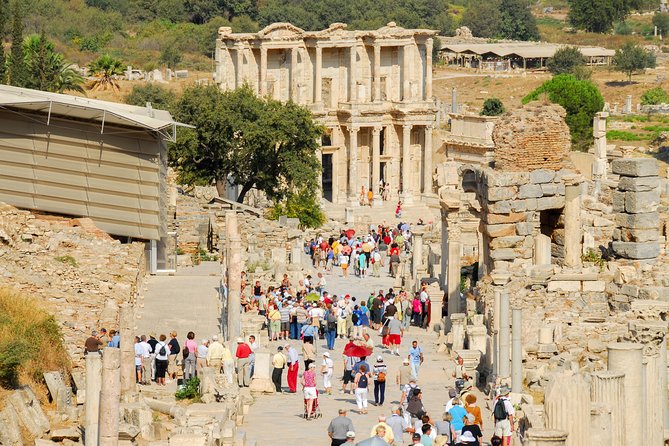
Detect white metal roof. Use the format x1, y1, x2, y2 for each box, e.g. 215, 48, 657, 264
440, 43, 615, 59
0, 84, 188, 135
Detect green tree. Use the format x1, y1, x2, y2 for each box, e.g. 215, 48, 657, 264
567, 0, 644, 33
547, 46, 586, 76
460, 1, 501, 38
498, 0, 540, 41
87, 54, 124, 91
641, 87, 669, 105
652, 13, 669, 36
125, 83, 176, 110
268, 189, 325, 229
480, 98, 506, 116
171, 85, 323, 209
612, 42, 656, 82
159, 46, 182, 70
8, 0, 27, 87
523, 74, 605, 151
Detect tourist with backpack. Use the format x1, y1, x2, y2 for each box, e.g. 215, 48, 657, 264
353, 364, 371, 414
372, 355, 388, 406
325, 304, 338, 350
352, 305, 364, 337
154, 334, 170, 386
492, 386, 515, 446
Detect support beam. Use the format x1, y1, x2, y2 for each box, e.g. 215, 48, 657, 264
401, 124, 413, 204
314, 46, 322, 104
259, 46, 267, 96
373, 44, 381, 102
349, 45, 357, 102
348, 126, 359, 206
422, 125, 433, 195
99, 349, 121, 446
372, 126, 381, 202
447, 241, 461, 316
498, 292, 510, 378
84, 353, 102, 446
402, 44, 411, 101
511, 308, 522, 393
235, 45, 243, 89
290, 47, 298, 102
425, 39, 433, 99
119, 304, 135, 395
226, 211, 242, 341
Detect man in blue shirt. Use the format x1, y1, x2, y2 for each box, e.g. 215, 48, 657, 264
352, 356, 370, 375
408, 341, 423, 379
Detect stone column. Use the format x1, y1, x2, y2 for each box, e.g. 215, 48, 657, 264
412, 228, 424, 280
592, 112, 608, 191
608, 343, 644, 445
259, 46, 267, 96
235, 45, 243, 89
544, 372, 590, 446
349, 45, 357, 102
524, 429, 568, 446
422, 125, 433, 195
511, 308, 522, 393
290, 47, 298, 102
372, 126, 381, 203
401, 124, 413, 204
373, 44, 381, 102
402, 44, 411, 101
84, 352, 102, 446
314, 46, 322, 104
447, 241, 461, 316
99, 349, 121, 446
625, 95, 632, 114
425, 38, 433, 99
498, 292, 510, 378
591, 371, 625, 446
450, 313, 466, 351
451, 87, 457, 113
534, 233, 551, 266
226, 211, 242, 341
249, 351, 274, 394
563, 182, 582, 267
119, 303, 135, 396
348, 126, 359, 206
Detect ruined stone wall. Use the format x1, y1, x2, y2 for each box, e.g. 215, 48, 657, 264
493, 103, 572, 172
0, 203, 145, 370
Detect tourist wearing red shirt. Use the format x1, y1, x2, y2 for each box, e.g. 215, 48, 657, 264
235, 338, 252, 387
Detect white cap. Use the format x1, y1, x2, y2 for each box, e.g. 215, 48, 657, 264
323, 352, 330, 357
212, 335, 219, 341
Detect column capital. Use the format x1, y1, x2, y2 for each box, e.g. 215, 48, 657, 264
349, 126, 360, 133
372, 125, 382, 134
403, 124, 413, 131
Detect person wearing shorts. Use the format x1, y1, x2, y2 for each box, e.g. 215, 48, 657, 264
493, 387, 515, 446
387, 315, 403, 356
302, 363, 318, 419
341, 354, 358, 394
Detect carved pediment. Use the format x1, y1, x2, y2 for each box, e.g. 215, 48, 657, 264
313, 22, 349, 38
258, 22, 305, 40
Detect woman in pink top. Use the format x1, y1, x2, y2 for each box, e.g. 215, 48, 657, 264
412, 295, 423, 327
184, 331, 198, 380
302, 363, 318, 419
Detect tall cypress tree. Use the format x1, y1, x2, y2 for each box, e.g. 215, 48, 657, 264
8, 0, 26, 87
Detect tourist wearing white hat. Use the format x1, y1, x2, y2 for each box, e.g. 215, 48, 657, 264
493, 386, 514, 446
372, 355, 388, 406
397, 358, 412, 391
321, 351, 334, 394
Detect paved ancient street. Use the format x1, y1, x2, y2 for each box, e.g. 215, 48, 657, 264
140, 261, 494, 445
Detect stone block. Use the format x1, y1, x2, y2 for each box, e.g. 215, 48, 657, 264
485, 171, 529, 187
547, 281, 581, 292
168, 434, 208, 446
486, 212, 526, 225
625, 189, 659, 214
516, 222, 534, 236
530, 169, 556, 184
612, 241, 660, 259
486, 186, 517, 202
611, 158, 659, 177
619, 228, 660, 242
540, 183, 565, 196
615, 212, 659, 230
490, 236, 525, 249
51, 428, 81, 441
618, 176, 660, 192
620, 284, 639, 297
489, 248, 517, 260
536, 196, 565, 211
486, 224, 516, 238
519, 184, 543, 199
582, 281, 606, 292
488, 200, 512, 214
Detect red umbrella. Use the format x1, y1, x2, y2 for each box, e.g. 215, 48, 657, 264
345, 228, 356, 239
343, 344, 373, 358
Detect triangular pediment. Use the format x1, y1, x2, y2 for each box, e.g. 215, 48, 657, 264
259, 22, 305, 40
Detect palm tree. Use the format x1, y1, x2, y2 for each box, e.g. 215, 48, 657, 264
56, 64, 85, 94
87, 54, 124, 91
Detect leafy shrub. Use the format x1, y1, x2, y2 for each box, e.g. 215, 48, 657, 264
125, 84, 176, 111
175, 376, 200, 400
480, 98, 506, 116
547, 46, 585, 76
641, 87, 669, 106
523, 74, 604, 151
268, 190, 326, 229
55, 255, 78, 267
